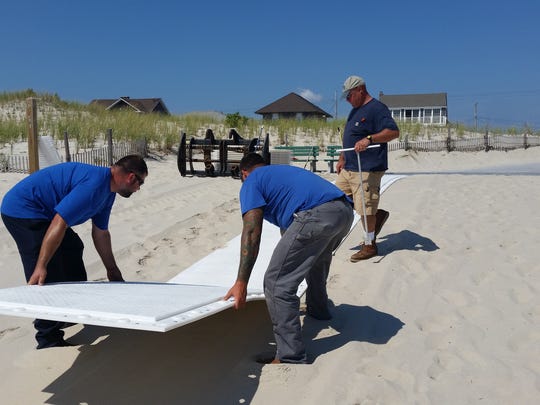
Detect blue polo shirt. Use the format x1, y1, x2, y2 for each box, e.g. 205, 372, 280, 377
1, 162, 115, 230
342, 98, 398, 172
240, 165, 345, 229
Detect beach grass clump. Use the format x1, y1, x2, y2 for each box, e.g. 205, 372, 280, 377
0, 119, 26, 145
1, 90, 537, 150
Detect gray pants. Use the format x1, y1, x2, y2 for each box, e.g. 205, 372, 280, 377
264, 198, 353, 363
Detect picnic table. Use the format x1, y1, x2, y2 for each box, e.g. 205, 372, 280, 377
274, 145, 319, 172
324, 145, 342, 173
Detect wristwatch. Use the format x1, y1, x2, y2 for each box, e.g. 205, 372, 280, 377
367, 135, 373, 144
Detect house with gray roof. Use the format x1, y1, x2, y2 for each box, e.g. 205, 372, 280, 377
90, 96, 170, 114
255, 92, 332, 121
379, 92, 447, 125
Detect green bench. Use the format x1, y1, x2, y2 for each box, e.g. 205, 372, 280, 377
274, 145, 319, 172
324, 145, 342, 173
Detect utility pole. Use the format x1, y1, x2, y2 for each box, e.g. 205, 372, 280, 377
334, 90, 338, 120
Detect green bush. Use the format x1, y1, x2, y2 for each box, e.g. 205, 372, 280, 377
224, 112, 248, 129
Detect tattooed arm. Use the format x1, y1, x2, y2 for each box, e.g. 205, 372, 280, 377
237, 208, 263, 282
224, 208, 264, 309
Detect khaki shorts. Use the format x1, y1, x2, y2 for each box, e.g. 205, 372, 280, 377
335, 169, 384, 216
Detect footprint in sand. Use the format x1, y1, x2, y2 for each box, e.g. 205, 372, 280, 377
0, 326, 21, 340
437, 289, 477, 307
508, 284, 536, 304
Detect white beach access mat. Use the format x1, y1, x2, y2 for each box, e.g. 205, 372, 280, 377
0, 174, 404, 332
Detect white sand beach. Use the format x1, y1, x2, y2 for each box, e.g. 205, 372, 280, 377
0, 147, 539, 404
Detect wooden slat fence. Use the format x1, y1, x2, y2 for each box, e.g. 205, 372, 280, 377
387, 134, 540, 153
0, 139, 147, 174
2, 134, 538, 174
69, 140, 148, 166
0, 155, 28, 174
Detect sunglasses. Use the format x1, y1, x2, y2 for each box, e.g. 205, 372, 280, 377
131, 171, 145, 186
346, 88, 359, 101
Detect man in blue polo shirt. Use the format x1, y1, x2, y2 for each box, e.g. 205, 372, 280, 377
1, 154, 147, 349
336, 75, 400, 262
224, 153, 353, 364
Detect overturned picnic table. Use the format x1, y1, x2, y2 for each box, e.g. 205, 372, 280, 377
177, 129, 270, 177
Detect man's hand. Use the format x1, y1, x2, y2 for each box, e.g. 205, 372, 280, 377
224, 280, 248, 309
29, 213, 68, 285
354, 137, 371, 152
336, 160, 344, 174
336, 152, 347, 174
28, 265, 47, 286
92, 224, 124, 282
107, 266, 125, 282
225, 208, 263, 309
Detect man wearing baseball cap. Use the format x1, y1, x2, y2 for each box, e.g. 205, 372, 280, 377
336, 75, 399, 262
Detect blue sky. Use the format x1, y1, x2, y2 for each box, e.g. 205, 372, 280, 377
1, 0, 539, 129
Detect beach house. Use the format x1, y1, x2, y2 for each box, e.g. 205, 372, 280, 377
379, 92, 448, 125
255, 92, 332, 121
90, 96, 170, 115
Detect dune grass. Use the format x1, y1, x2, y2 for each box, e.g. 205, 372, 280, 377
0, 90, 536, 151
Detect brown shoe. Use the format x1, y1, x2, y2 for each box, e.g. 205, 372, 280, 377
350, 242, 378, 262
375, 209, 389, 238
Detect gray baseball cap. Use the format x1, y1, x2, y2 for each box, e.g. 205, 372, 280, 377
342, 75, 365, 98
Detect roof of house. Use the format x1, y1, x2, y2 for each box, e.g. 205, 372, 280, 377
255, 92, 332, 117
379, 92, 447, 109
89, 97, 170, 114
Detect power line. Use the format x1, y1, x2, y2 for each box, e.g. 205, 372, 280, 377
449, 89, 540, 99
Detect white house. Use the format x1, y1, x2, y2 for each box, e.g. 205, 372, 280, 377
379, 92, 448, 125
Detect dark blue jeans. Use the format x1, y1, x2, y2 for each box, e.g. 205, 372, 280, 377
1, 214, 87, 348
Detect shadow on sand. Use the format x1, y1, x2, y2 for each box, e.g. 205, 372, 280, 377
379, 229, 439, 254
303, 303, 405, 362
42, 299, 404, 404
42, 301, 274, 405
351, 229, 439, 257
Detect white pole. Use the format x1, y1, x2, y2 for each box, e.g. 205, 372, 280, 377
355, 151, 371, 245
332, 143, 381, 253
336, 145, 380, 152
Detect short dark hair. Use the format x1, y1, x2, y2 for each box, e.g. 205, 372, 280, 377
114, 155, 148, 176
239, 153, 266, 172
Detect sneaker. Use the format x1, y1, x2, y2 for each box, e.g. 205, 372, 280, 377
350, 242, 378, 262
375, 209, 389, 238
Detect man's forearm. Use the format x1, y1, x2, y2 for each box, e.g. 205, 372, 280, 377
372, 128, 399, 143
37, 214, 68, 268
92, 227, 118, 271
237, 209, 263, 282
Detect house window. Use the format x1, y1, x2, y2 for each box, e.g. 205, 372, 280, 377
424, 108, 432, 124
432, 108, 441, 124
404, 109, 412, 121
390, 107, 447, 125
